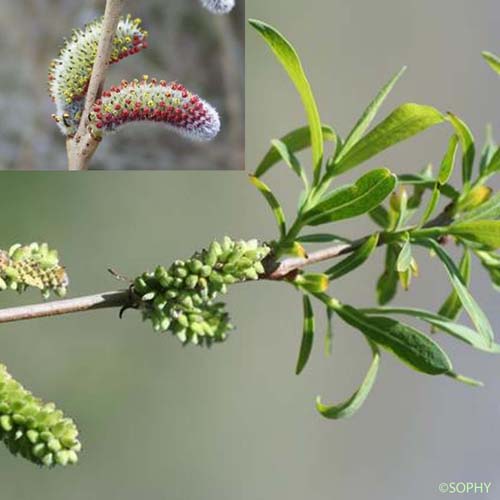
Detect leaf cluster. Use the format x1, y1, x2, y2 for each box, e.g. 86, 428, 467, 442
250, 19, 500, 419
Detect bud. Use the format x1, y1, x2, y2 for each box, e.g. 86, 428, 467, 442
0, 364, 81, 467
88, 78, 220, 142
49, 15, 148, 136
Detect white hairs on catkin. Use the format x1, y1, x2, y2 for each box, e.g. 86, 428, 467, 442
199, 0, 235, 15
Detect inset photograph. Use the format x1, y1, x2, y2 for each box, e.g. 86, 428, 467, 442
0, 0, 244, 170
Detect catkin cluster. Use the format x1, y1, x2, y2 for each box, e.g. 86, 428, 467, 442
133, 238, 270, 346
0, 364, 80, 467
0, 243, 68, 298
48, 15, 148, 136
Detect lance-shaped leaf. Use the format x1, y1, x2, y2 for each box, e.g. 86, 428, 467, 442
449, 220, 500, 249
361, 307, 500, 354
250, 20, 324, 181
446, 113, 475, 185
326, 234, 379, 280
316, 296, 453, 375
316, 339, 380, 419
482, 51, 500, 75
416, 239, 494, 345
438, 248, 471, 321
484, 148, 500, 177
479, 126, 496, 174
369, 205, 391, 229
336, 67, 407, 163
476, 250, 500, 291
419, 184, 441, 227
296, 295, 315, 375
255, 125, 337, 178
325, 307, 335, 356
296, 233, 352, 244
438, 135, 459, 185
331, 104, 444, 175
376, 245, 399, 305
270, 139, 309, 188
249, 176, 287, 238
303, 168, 397, 226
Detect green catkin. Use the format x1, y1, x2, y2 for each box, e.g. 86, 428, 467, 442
0, 243, 68, 298
0, 364, 81, 467
133, 238, 270, 346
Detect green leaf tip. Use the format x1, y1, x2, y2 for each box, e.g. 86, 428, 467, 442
249, 18, 324, 182
0, 364, 81, 467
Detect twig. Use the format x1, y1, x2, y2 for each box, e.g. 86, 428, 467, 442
0, 291, 131, 324
66, 0, 124, 170
0, 239, 365, 324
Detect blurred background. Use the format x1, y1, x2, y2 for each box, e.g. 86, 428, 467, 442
0, 0, 499, 499
0, 0, 244, 170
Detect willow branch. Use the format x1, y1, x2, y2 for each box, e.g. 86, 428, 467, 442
66, 0, 124, 170
0, 291, 130, 324
0, 209, 455, 325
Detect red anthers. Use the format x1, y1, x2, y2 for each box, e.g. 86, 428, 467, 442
88, 77, 220, 142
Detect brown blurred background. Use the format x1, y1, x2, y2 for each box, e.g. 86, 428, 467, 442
0, 0, 244, 170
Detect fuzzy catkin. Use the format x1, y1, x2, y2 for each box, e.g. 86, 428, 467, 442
48, 15, 148, 136
0, 243, 68, 298
88, 77, 220, 142
0, 364, 81, 467
133, 238, 270, 346
199, 0, 236, 14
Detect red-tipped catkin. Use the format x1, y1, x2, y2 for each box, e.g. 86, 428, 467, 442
88, 77, 221, 142
48, 15, 148, 136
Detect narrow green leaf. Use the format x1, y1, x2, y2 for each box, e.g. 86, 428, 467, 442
250, 19, 324, 181
396, 235, 412, 272
325, 307, 334, 356
332, 103, 444, 175
296, 295, 315, 375
482, 51, 500, 75
361, 306, 500, 354
369, 205, 391, 229
376, 245, 399, 305
330, 301, 453, 375
450, 220, 500, 249
294, 273, 329, 294
397, 174, 460, 200
484, 148, 500, 177
437, 248, 471, 321
249, 176, 287, 238
476, 250, 500, 291
438, 134, 459, 185
296, 233, 352, 244
457, 192, 500, 222
316, 340, 380, 419
417, 239, 494, 345
304, 168, 397, 226
326, 234, 379, 280
255, 125, 337, 178
446, 113, 475, 185
337, 67, 407, 162
479, 125, 496, 174
419, 184, 441, 227
269, 139, 309, 188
